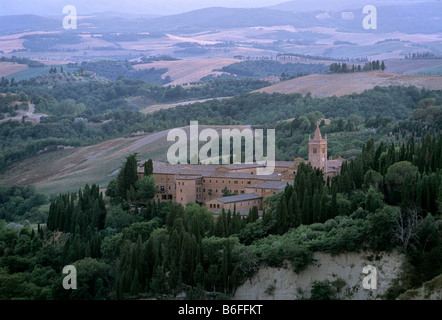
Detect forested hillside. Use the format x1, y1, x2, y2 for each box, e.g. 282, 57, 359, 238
1, 83, 441, 170
0, 71, 441, 300
1, 121, 440, 299
219, 60, 328, 79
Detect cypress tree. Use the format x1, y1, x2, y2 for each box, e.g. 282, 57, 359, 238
151, 265, 167, 294
301, 192, 310, 225
130, 270, 142, 296
144, 159, 154, 176
117, 153, 139, 200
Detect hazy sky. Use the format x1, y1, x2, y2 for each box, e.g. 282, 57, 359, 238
0, 0, 288, 16
0, 0, 433, 16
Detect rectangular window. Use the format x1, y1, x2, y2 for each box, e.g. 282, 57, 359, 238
313, 148, 317, 154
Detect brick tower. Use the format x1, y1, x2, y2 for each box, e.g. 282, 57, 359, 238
308, 125, 327, 171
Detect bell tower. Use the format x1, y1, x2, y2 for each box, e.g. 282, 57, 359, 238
309, 125, 327, 172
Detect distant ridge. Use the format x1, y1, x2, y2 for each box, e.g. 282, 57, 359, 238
1, 2, 441, 35
0, 14, 60, 35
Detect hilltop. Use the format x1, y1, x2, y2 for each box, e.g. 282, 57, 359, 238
256, 72, 442, 97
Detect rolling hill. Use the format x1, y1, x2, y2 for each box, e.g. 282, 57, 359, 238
133, 58, 240, 85
2, 2, 441, 35
0, 125, 249, 195
256, 71, 442, 97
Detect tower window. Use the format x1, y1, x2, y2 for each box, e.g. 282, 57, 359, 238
313, 148, 317, 154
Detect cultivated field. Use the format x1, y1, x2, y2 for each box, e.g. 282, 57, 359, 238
0, 31, 60, 53
133, 58, 240, 85
384, 58, 442, 75
256, 72, 442, 97
0, 62, 28, 77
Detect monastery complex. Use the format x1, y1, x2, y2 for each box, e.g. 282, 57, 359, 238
138, 125, 344, 215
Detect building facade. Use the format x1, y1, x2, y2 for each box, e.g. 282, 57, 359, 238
139, 125, 343, 212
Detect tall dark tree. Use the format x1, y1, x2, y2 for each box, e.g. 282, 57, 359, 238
117, 153, 139, 201
144, 159, 154, 176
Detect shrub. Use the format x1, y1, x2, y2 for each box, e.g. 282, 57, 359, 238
366, 206, 398, 251
309, 280, 337, 300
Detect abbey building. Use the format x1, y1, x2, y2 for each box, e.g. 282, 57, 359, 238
139, 125, 343, 215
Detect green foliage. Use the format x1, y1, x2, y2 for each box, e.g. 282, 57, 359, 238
309, 280, 337, 300
1, 77, 442, 301
238, 220, 269, 245
121, 221, 158, 243
143, 159, 154, 176
385, 161, 418, 204
104, 205, 142, 230
116, 153, 139, 201
0, 185, 48, 223
366, 206, 399, 251
329, 60, 385, 73
135, 176, 156, 203
47, 183, 106, 233
220, 60, 327, 79
410, 98, 442, 125
79, 60, 169, 84
62, 257, 114, 300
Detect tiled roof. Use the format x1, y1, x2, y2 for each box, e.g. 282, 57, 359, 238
247, 181, 291, 190
222, 163, 266, 169
311, 125, 324, 140
327, 160, 343, 168
274, 161, 296, 167
176, 175, 202, 180
211, 209, 263, 216
204, 171, 282, 180
144, 161, 285, 180
213, 193, 262, 203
